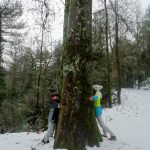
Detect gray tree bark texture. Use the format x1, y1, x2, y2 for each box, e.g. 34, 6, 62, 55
54, 0, 102, 150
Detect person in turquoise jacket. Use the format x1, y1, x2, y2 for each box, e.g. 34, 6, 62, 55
89, 85, 116, 141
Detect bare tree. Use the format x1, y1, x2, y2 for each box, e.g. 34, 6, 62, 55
104, 0, 112, 107
29, 0, 55, 111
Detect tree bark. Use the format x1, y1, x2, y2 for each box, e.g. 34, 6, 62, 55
0, 12, 2, 67
115, 0, 121, 104
104, 0, 112, 107
54, 0, 102, 150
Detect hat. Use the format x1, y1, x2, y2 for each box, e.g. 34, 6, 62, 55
50, 92, 60, 97
92, 85, 103, 91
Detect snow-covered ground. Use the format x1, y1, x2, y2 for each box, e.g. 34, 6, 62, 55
0, 88, 150, 150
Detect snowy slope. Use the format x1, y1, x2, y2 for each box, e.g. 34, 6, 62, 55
99, 89, 150, 150
0, 88, 150, 150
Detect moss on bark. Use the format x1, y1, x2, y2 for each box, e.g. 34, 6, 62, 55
54, 0, 102, 150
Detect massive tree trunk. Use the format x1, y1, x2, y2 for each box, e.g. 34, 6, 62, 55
54, 0, 102, 150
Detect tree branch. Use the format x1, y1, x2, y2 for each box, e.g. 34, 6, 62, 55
59, 0, 65, 5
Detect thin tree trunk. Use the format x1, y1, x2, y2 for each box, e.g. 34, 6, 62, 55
36, 18, 44, 107
11, 101, 15, 131
104, 0, 112, 107
54, 0, 102, 150
11, 52, 17, 131
0, 12, 2, 67
115, 0, 121, 104
135, 6, 141, 89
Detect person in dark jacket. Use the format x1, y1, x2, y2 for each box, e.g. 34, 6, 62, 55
42, 92, 60, 144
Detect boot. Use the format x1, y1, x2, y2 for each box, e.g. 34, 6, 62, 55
42, 138, 49, 144
109, 136, 117, 141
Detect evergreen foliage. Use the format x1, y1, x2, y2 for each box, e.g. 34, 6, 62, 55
0, 0, 150, 143
0, 66, 6, 106
140, 6, 150, 78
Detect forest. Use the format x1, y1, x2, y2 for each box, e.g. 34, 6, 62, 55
0, 0, 150, 150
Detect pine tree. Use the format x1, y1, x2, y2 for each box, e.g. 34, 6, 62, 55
141, 6, 150, 77
0, 11, 6, 106
0, 0, 23, 105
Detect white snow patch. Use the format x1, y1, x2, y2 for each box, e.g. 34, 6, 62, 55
0, 88, 150, 150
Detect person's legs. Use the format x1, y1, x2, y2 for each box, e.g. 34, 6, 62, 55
43, 122, 55, 143
97, 115, 116, 138
43, 110, 55, 143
